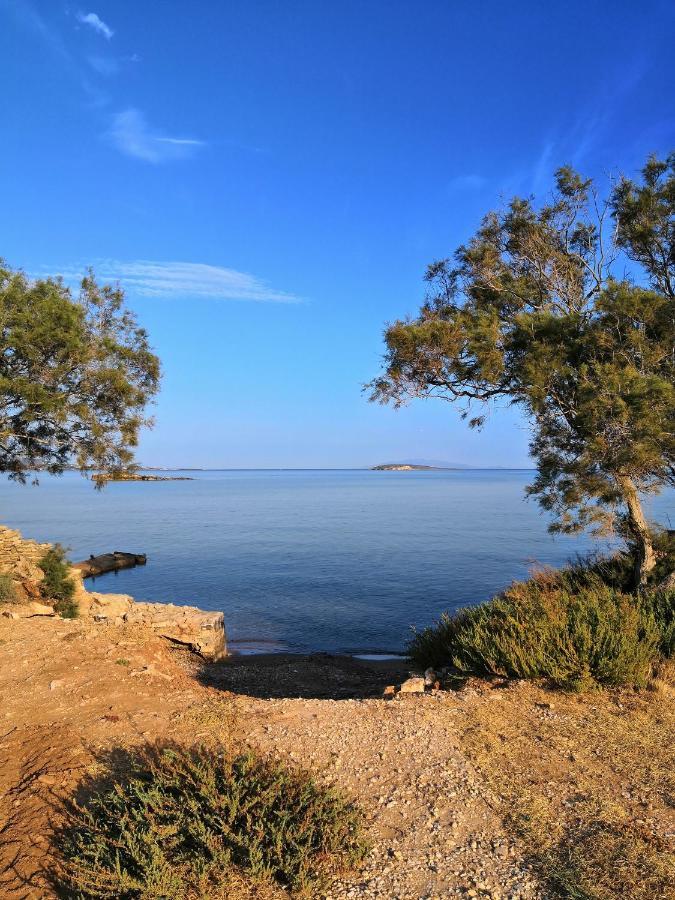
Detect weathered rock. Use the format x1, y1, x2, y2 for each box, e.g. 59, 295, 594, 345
399, 676, 426, 694
383, 685, 396, 700
3, 601, 56, 618
0, 526, 228, 660
27, 602, 56, 617
88, 592, 134, 623
124, 602, 227, 660
0, 526, 50, 583
73, 552, 147, 578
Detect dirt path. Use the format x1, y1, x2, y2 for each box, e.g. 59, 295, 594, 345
1, 617, 673, 899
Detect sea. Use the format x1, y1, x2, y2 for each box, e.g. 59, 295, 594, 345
1, 469, 672, 656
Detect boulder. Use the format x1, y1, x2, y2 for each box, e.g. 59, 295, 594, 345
2, 601, 56, 618
398, 676, 426, 694
88, 592, 134, 623
123, 602, 227, 660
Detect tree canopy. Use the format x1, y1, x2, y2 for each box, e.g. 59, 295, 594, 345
369, 155, 674, 586
0, 263, 161, 483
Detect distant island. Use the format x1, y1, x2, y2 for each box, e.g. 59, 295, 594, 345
92, 472, 194, 483
371, 463, 442, 471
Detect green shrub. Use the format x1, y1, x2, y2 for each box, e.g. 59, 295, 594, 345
38, 544, 78, 618
560, 533, 675, 594
0, 573, 17, 602
642, 589, 675, 658
409, 570, 672, 691
56, 743, 368, 898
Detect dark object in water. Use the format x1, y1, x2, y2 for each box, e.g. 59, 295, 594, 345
73, 552, 147, 578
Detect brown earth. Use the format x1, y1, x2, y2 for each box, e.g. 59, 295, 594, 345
1, 615, 673, 899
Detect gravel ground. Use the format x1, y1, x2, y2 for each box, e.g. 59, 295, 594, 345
8, 618, 671, 899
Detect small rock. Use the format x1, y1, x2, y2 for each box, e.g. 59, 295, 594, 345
49, 679, 64, 691
27, 602, 56, 617
383, 685, 396, 700
399, 676, 425, 694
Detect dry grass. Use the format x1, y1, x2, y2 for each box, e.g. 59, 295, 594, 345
456, 679, 675, 899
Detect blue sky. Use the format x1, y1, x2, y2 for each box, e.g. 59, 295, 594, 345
2, 0, 674, 468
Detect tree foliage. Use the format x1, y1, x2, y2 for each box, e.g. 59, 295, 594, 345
369, 155, 674, 585
0, 263, 160, 482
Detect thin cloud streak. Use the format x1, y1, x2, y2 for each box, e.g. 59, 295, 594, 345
447, 174, 487, 192
4, 0, 73, 62
53, 260, 303, 304
87, 55, 119, 76
77, 11, 113, 39
156, 137, 204, 146
109, 109, 205, 162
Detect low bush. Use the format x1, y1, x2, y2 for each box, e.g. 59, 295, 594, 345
642, 588, 675, 659
38, 544, 78, 618
0, 573, 17, 602
56, 742, 368, 899
409, 569, 674, 691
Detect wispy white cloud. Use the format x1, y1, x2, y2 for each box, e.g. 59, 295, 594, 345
531, 140, 555, 195
77, 11, 113, 39
447, 174, 487, 192
109, 108, 205, 162
156, 137, 204, 146
4, 0, 73, 62
87, 55, 118, 76
51, 260, 302, 304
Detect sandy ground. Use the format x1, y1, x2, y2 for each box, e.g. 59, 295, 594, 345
1, 616, 673, 899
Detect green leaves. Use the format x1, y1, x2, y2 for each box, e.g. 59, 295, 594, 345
57, 743, 368, 898
407, 567, 674, 691
370, 155, 675, 582
0, 262, 160, 481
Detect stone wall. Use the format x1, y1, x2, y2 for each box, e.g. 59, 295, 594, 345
0, 526, 51, 584
0, 526, 227, 660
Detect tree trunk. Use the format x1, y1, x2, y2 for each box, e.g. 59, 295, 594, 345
617, 475, 656, 588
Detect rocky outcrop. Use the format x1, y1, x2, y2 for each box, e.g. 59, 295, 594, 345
73, 551, 147, 578
0, 526, 227, 660
0, 526, 51, 585
76, 587, 226, 660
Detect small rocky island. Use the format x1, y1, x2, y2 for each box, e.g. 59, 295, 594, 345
93, 472, 194, 483
371, 463, 439, 471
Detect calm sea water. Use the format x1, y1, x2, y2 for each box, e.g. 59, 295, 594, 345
1, 470, 672, 654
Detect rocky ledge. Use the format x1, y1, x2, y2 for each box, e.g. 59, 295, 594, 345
81, 591, 227, 660
0, 525, 226, 660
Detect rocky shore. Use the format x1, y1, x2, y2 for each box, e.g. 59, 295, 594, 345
1, 525, 672, 899
0, 525, 226, 660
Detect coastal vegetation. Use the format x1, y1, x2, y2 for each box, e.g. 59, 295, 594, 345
38, 544, 78, 618
0, 262, 160, 484
370, 154, 674, 587
56, 742, 368, 899
0, 572, 16, 602
409, 554, 675, 690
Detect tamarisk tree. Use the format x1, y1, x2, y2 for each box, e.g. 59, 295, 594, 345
369, 155, 674, 586
0, 262, 161, 483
